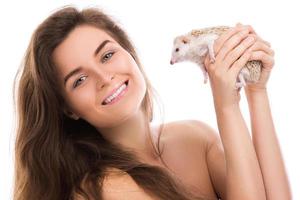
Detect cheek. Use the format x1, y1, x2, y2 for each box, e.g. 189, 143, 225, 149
115, 52, 146, 87
133, 68, 147, 100
115, 52, 147, 101
68, 86, 96, 114
113, 51, 135, 71
124, 55, 145, 86
134, 67, 146, 86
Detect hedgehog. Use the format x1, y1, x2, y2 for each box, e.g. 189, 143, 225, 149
170, 26, 262, 89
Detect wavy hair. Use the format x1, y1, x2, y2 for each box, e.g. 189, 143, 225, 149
13, 5, 205, 200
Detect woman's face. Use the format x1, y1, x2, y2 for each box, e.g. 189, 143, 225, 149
52, 25, 147, 129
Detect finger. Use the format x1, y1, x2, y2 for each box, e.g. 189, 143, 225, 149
214, 26, 245, 55
229, 49, 252, 76
256, 36, 271, 47
244, 24, 257, 35
221, 33, 272, 66
235, 23, 269, 45
250, 51, 274, 70
240, 33, 274, 56
243, 29, 271, 48
236, 24, 272, 48
264, 40, 271, 47
223, 35, 256, 71
217, 28, 252, 61
248, 40, 275, 56
251, 33, 271, 47
235, 23, 257, 35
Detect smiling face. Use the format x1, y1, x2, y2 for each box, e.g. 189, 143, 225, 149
52, 25, 147, 129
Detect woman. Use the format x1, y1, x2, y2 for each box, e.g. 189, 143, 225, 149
13, 5, 291, 200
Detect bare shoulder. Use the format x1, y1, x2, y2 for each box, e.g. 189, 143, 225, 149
169, 120, 226, 199
162, 119, 220, 152
159, 120, 225, 199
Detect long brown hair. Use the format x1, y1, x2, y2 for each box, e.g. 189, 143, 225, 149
13, 5, 205, 200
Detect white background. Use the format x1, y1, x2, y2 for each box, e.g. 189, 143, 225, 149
1, 0, 299, 199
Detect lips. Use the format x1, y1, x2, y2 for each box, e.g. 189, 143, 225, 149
101, 80, 129, 105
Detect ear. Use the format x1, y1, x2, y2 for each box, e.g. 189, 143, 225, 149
63, 108, 79, 120
181, 36, 190, 44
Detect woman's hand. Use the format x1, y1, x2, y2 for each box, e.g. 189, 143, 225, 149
236, 23, 275, 93
204, 25, 257, 110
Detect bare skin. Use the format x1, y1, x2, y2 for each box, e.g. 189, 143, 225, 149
52, 25, 158, 162
102, 120, 223, 200
238, 22, 292, 199
53, 24, 291, 200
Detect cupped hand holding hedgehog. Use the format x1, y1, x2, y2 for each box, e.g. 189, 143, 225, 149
170, 23, 274, 93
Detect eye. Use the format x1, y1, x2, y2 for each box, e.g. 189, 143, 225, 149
175, 48, 179, 52
101, 52, 115, 63
73, 75, 87, 88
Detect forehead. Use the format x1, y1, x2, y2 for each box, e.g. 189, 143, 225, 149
52, 25, 117, 77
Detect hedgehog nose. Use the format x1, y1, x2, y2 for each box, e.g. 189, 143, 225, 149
170, 60, 174, 65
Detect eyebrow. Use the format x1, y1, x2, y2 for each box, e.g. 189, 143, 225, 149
94, 39, 111, 57
63, 39, 112, 86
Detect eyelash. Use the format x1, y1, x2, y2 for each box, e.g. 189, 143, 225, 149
101, 51, 115, 63
72, 52, 115, 88
72, 75, 86, 88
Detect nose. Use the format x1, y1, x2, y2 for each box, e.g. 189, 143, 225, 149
96, 71, 115, 89
170, 60, 174, 65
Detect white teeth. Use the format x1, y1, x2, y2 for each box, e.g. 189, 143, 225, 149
103, 83, 127, 104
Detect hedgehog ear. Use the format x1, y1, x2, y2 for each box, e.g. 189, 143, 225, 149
181, 36, 190, 44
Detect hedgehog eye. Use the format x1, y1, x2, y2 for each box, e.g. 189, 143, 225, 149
175, 48, 179, 52
182, 40, 187, 44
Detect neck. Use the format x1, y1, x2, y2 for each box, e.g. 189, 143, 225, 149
96, 108, 159, 162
